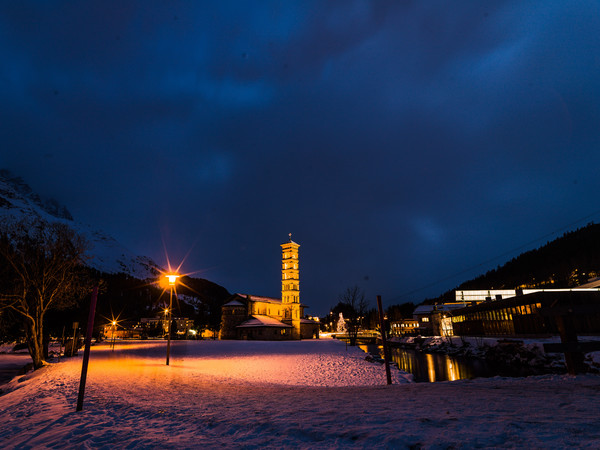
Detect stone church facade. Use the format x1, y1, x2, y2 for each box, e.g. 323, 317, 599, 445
219, 236, 319, 340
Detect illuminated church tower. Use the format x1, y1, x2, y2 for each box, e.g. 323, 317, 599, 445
281, 233, 302, 338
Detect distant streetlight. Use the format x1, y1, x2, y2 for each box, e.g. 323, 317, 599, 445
165, 273, 179, 365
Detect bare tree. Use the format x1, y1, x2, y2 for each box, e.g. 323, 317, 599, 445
338, 285, 369, 346
0, 219, 90, 369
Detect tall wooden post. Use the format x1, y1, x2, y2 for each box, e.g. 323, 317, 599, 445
555, 314, 586, 375
377, 295, 392, 385
76, 286, 99, 411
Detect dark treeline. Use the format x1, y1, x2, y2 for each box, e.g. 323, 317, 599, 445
432, 222, 600, 303
4, 268, 231, 343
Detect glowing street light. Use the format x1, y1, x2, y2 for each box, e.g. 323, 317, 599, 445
165, 273, 179, 366
111, 321, 117, 351
166, 274, 179, 286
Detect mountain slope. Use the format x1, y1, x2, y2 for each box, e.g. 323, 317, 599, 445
0, 170, 159, 280
434, 222, 600, 302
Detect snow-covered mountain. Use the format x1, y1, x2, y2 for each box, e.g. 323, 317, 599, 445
0, 170, 160, 280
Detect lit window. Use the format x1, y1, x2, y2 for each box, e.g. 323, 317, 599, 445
422, 317, 429, 323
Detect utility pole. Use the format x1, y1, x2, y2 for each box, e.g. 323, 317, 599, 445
377, 295, 392, 385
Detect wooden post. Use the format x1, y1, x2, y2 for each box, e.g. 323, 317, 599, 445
555, 314, 586, 375
59, 325, 65, 362
76, 286, 99, 411
377, 295, 392, 385
71, 322, 79, 356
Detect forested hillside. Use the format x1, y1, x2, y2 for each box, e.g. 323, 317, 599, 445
436, 223, 600, 302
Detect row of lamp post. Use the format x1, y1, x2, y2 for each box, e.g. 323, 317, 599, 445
105, 273, 179, 365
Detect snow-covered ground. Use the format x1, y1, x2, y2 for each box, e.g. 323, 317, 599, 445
2, 339, 600, 448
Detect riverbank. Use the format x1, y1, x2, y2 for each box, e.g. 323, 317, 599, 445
0, 344, 33, 385
387, 335, 600, 376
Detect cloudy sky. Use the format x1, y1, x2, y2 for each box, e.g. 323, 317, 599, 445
1, 1, 600, 315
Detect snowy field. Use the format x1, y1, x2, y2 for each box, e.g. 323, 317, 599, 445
2, 339, 600, 448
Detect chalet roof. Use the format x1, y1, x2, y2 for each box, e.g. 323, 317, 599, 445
236, 315, 292, 328
413, 303, 466, 315
223, 300, 245, 307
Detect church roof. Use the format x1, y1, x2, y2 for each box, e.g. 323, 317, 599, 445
236, 315, 292, 328
299, 318, 318, 324
235, 293, 282, 304
281, 233, 300, 246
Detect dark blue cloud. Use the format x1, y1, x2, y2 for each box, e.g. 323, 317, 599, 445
1, 1, 600, 313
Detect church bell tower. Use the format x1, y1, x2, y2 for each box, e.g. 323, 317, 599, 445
281, 233, 300, 304
281, 234, 302, 338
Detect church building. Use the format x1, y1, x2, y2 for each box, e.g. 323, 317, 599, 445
219, 236, 320, 340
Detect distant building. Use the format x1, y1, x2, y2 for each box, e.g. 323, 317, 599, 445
413, 284, 600, 337
389, 319, 419, 337
103, 316, 195, 340
219, 236, 319, 340
451, 289, 600, 337
102, 321, 142, 339
140, 316, 194, 336
412, 303, 467, 336
171, 317, 195, 336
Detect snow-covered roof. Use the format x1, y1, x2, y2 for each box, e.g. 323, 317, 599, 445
413, 303, 467, 315
300, 318, 318, 324
577, 278, 600, 288
223, 300, 245, 307
236, 315, 292, 328
235, 294, 282, 304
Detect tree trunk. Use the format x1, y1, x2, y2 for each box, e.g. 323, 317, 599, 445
25, 307, 46, 370
26, 321, 44, 369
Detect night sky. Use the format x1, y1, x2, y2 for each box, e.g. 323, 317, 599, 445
2, 2, 600, 315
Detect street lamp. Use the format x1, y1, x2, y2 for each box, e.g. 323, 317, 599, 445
165, 273, 179, 365
111, 321, 116, 351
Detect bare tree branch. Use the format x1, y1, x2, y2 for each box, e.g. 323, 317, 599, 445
0, 219, 90, 368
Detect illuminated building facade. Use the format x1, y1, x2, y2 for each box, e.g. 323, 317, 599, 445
389, 319, 419, 337
219, 236, 319, 340
451, 289, 600, 336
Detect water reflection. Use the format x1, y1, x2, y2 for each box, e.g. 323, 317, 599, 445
359, 344, 492, 383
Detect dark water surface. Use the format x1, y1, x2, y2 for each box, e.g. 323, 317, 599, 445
359, 344, 494, 383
